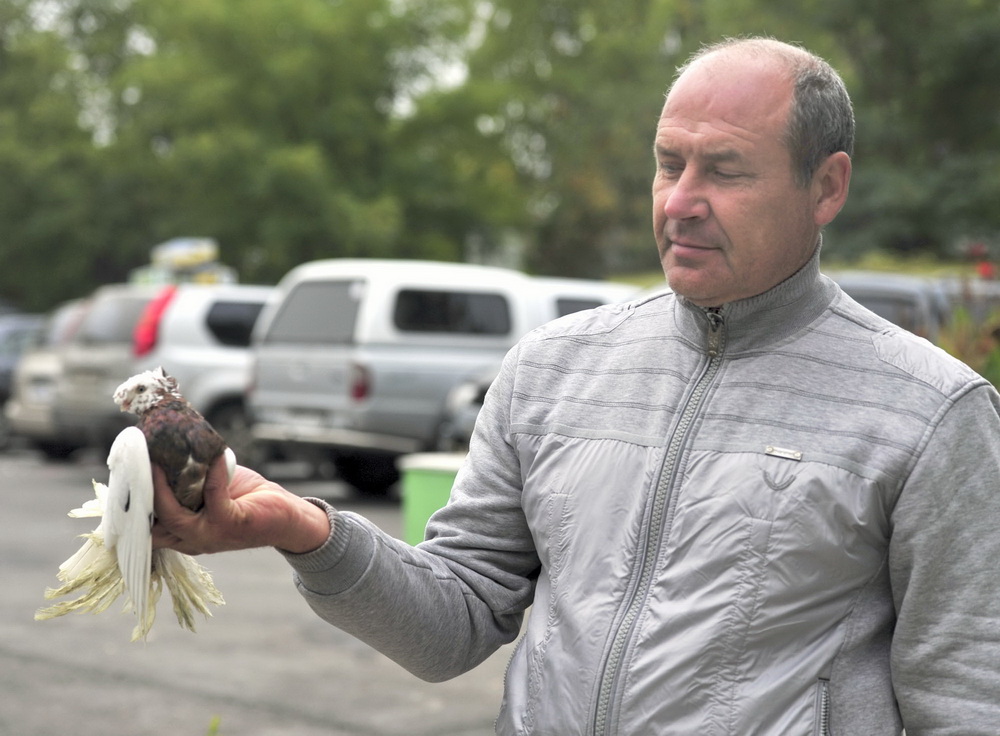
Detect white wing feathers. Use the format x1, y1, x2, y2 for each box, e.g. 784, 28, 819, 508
36, 426, 225, 641
103, 426, 155, 634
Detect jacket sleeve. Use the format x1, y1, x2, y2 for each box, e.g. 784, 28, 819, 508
281, 343, 539, 682
889, 381, 1000, 734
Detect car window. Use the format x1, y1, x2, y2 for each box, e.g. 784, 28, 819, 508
393, 290, 511, 335
852, 295, 921, 333
0, 325, 40, 357
206, 300, 266, 347
555, 297, 603, 317
263, 280, 361, 345
75, 295, 153, 345
46, 300, 89, 346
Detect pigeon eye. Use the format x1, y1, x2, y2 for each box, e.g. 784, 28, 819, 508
137, 385, 147, 393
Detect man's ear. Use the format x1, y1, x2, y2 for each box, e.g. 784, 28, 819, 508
812, 151, 852, 228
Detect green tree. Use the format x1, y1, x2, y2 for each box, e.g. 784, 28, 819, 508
4, 0, 1000, 310
433, 0, 684, 277
104, 0, 475, 283
831, 0, 1000, 259
0, 0, 112, 309
0, 0, 479, 307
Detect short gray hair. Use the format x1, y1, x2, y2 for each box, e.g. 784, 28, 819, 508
674, 37, 855, 187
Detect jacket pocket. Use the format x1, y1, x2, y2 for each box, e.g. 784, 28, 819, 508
813, 678, 831, 736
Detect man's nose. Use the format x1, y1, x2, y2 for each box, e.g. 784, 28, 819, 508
662, 170, 709, 221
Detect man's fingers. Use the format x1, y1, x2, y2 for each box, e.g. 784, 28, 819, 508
151, 525, 180, 548
151, 455, 232, 554
151, 463, 185, 519
201, 453, 234, 515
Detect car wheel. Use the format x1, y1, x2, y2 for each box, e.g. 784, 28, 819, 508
0, 413, 13, 452
333, 452, 400, 497
207, 402, 265, 470
35, 440, 83, 461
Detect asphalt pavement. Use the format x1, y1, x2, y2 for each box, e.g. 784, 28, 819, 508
1, 447, 513, 736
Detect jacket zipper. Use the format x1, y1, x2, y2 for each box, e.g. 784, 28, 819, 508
592, 307, 727, 735
815, 679, 831, 736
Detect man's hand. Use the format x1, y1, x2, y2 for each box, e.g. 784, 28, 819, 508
151, 456, 332, 555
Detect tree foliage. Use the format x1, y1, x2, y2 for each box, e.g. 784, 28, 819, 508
435, 0, 681, 277
1, 0, 999, 310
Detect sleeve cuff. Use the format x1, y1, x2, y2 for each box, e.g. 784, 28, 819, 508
278, 497, 376, 595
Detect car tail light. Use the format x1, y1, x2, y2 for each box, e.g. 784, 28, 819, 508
349, 362, 371, 402
133, 284, 178, 356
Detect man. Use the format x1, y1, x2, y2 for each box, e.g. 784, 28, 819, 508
153, 38, 1000, 734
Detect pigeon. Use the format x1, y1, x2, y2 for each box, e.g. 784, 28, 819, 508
36, 367, 230, 641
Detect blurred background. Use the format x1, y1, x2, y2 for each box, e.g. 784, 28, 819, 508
4, 0, 1000, 443
2, 0, 999, 302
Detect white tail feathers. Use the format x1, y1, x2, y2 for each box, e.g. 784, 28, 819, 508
36, 452, 224, 641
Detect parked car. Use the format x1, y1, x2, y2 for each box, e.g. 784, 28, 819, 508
50, 282, 272, 458
129, 282, 274, 466
50, 283, 164, 450
433, 366, 498, 452
4, 299, 90, 457
0, 312, 47, 450
248, 259, 638, 495
828, 271, 951, 343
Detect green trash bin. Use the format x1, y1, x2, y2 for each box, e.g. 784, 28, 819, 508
399, 452, 468, 545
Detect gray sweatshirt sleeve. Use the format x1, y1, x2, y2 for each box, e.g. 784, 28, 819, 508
280, 345, 539, 682
889, 381, 1000, 733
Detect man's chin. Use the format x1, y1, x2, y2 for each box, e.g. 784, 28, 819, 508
663, 269, 730, 307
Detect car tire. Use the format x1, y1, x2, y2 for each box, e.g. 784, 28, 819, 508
333, 452, 399, 497
35, 440, 83, 461
207, 401, 266, 470
0, 413, 13, 452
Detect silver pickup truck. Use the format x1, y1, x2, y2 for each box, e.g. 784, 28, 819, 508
247, 259, 636, 495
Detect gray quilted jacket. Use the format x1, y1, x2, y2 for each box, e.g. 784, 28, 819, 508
287, 252, 1000, 735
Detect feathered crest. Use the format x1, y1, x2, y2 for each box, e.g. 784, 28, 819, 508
153, 366, 179, 394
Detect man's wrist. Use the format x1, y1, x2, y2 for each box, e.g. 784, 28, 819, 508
277, 496, 334, 554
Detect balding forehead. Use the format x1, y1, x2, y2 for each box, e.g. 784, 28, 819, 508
681, 37, 813, 74
665, 54, 794, 121
686, 45, 796, 84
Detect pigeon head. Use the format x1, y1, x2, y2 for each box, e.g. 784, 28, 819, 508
113, 367, 181, 416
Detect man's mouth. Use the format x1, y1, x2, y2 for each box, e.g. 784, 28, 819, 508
668, 238, 716, 256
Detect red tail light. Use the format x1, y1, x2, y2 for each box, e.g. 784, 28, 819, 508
133, 285, 178, 356
349, 362, 371, 401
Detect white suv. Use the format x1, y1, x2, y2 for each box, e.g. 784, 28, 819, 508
51, 282, 273, 462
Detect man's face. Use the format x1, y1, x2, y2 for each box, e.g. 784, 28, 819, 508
653, 55, 822, 307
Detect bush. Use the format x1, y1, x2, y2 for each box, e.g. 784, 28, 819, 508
936, 306, 1000, 387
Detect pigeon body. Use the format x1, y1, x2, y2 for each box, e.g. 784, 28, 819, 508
113, 368, 228, 511
37, 367, 228, 640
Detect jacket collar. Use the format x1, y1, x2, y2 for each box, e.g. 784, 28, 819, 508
673, 244, 837, 355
